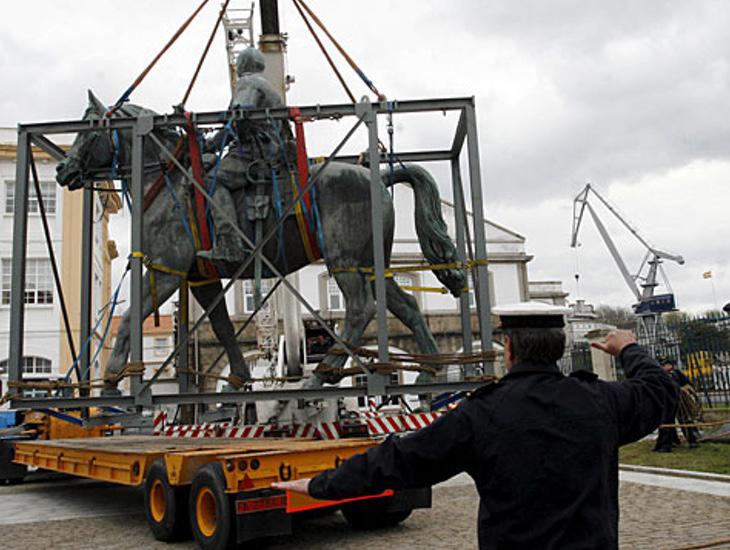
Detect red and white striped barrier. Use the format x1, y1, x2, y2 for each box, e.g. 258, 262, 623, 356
365, 412, 442, 436
151, 410, 442, 440
153, 411, 167, 434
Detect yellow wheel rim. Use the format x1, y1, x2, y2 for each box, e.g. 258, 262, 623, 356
196, 487, 217, 538
150, 479, 166, 523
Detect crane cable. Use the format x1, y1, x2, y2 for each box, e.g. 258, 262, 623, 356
180, 0, 233, 108
291, 0, 386, 101
573, 243, 582, 300
291, 0, 356, 103
106, 0, 211, 117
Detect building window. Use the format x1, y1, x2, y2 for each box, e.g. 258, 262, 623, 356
327, 277, 344, 311
153, 337, 168, 357
23, 385, 50, 398
5, 180, 57, 215
0, 356, 52, 375
1, 258, 54, 305
242, 279, 272, 314
23, 356, 52, 374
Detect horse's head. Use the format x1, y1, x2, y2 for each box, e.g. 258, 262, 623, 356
56, 90, 116, 190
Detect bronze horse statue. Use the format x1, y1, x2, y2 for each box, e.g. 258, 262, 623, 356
56, 91, 466, 400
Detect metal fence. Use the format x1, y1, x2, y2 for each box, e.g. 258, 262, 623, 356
638, 313, 730, 407
559, 342, 594, 376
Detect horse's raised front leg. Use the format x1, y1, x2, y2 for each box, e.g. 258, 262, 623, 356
104, 271, 183, 395
314, 272, 376, 385
189, 281, 250, 387
384, 278, 439, 384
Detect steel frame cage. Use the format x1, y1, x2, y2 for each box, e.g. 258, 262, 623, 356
8, 96, 493, 410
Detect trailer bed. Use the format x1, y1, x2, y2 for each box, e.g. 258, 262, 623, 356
13, 435, 431, 546
13, 435, 374, 486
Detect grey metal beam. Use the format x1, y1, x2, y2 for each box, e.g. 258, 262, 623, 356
451, 159, 473, 372
129, 121, 146, 399
451, 109, 467, 158
335, 150, 454, 164
17, 97, 475, 135
464, 103, 494, 372
8, 131, 30, 389
360, 100, 389, 395
176, 283, 190, 393
13, 381, 486, 409
30, 134, 66, 162
78, 187, 94, 395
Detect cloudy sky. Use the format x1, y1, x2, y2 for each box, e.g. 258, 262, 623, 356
2, 1, 728, 313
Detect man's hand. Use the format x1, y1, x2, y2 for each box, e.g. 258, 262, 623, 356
271, 478, 311, 495
591, 330, 637, 357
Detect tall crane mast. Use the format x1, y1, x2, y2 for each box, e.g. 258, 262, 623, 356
222, 1, 301, 375
222, 2, 255, 92
570, 183, 685, 315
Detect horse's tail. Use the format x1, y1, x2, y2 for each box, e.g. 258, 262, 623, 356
385, 164, 466, 297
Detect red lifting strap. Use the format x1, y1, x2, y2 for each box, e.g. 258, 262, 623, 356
289, 107, 313, 213
184, 112, 219, 279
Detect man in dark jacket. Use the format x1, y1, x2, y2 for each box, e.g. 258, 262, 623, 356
274, 302, 677, 549
654, 357, 699, 451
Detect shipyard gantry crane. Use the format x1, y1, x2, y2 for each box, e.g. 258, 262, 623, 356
570, 183, 684, 337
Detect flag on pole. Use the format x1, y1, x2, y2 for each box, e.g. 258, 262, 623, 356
703, 271, 713, 279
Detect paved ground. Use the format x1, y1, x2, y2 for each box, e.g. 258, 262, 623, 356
2, 473, 730, 549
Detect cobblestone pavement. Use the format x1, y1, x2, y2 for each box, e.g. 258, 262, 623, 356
2, 477, 730, 549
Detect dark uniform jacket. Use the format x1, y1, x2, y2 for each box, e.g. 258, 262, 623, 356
309, 344, 677, 549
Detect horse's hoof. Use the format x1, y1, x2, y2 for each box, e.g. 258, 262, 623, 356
100, 387, 122, 397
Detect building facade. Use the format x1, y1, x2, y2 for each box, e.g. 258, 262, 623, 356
0, 128, 119, 403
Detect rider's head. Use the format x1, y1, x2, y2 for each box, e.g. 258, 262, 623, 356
236, 47, 266, 76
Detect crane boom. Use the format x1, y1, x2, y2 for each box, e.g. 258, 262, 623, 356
570, 183, 684, 312
585, 201, 642, 301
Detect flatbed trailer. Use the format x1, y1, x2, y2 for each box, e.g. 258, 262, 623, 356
13, 435, 431, 549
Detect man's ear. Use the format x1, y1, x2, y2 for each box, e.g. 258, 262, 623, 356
503, 334, 513, 361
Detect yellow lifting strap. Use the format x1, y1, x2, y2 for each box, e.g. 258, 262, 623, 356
400, 285, 451, 294
330, 259, 487, 294
130, 251, 218, 327
331, 258, 489, 277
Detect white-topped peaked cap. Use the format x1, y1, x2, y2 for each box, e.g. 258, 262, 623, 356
492, 301, 571, 329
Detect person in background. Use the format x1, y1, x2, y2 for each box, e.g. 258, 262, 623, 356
273, 302, 677, 550
654, 357, 700, 451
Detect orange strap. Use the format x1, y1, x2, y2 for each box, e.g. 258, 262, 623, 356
289, 107, 321, 261
184, 112, 220, 279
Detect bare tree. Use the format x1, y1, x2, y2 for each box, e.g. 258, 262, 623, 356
594, 305, 636, 329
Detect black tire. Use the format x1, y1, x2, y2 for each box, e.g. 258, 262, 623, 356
189, 463, 235, 550
144, 459, 190, 541
341, 497, 412, 530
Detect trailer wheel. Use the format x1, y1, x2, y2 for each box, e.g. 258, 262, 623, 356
144, 459, 190, 541
341, 497, 412, 530
189, 463, 234, 550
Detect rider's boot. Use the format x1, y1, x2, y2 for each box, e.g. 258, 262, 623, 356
197, 187, 248, 263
